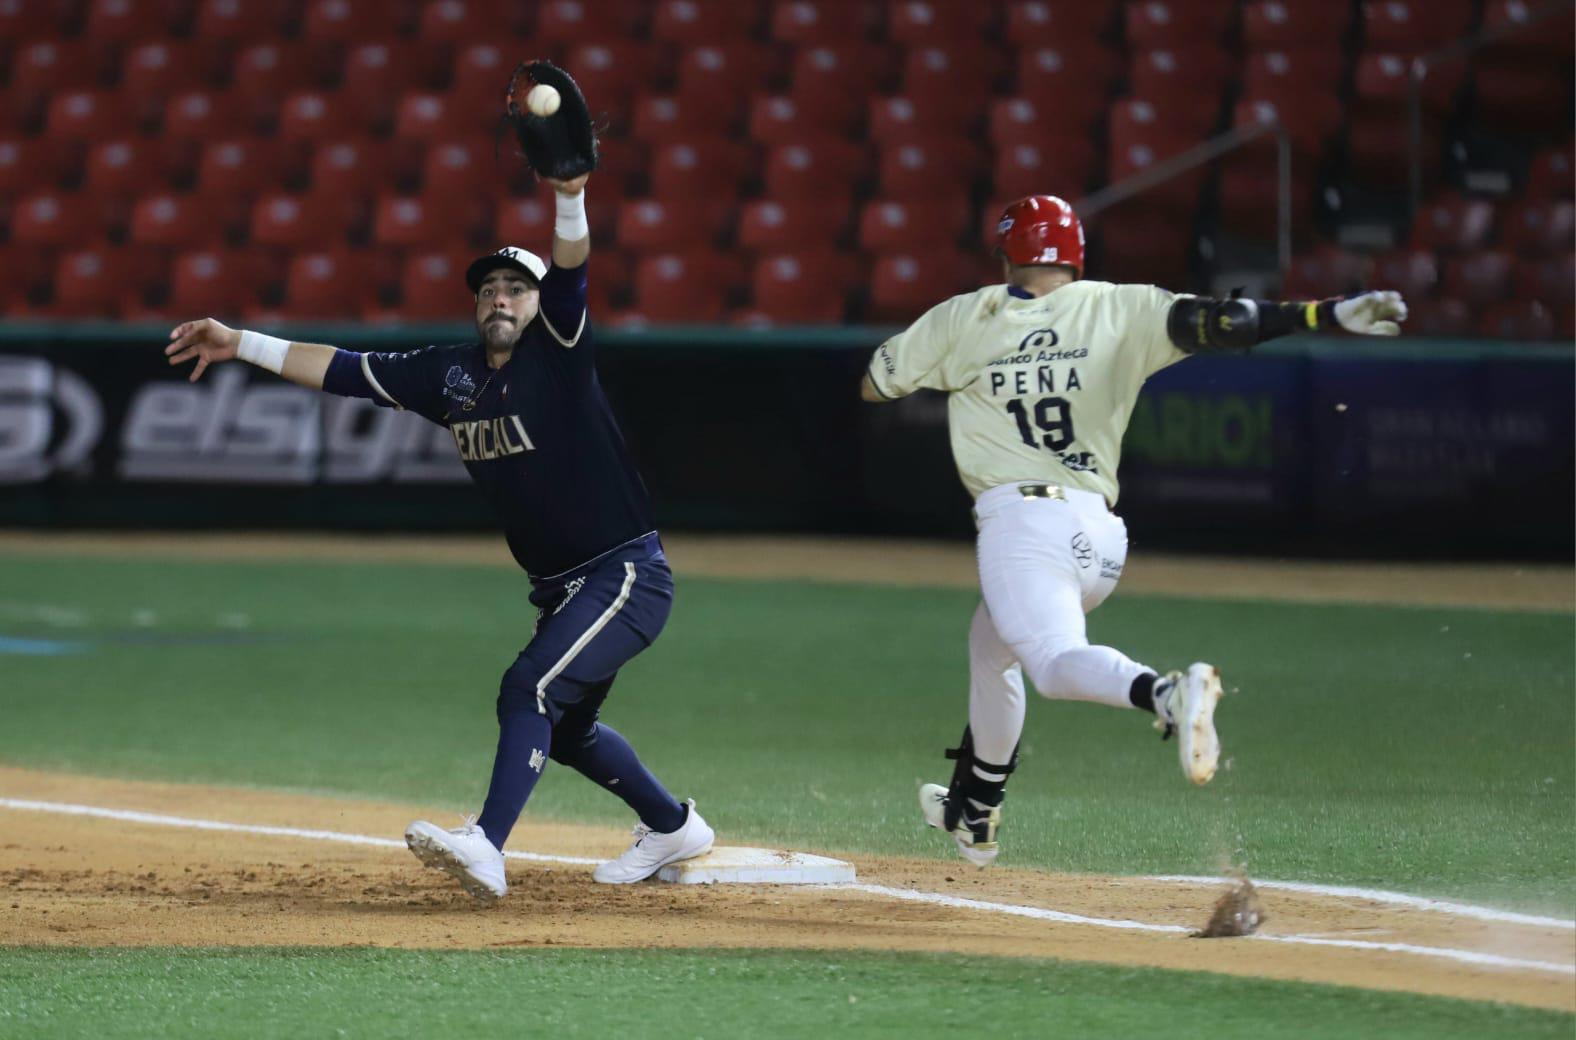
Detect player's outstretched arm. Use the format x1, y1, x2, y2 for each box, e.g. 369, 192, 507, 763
164, 318, 335, 389
544, 173, 590, 269
1166, 290, 1408, 353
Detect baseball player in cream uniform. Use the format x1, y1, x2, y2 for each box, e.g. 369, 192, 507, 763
862, 195, 1408, 867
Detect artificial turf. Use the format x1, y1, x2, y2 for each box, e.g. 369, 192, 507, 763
0, 947, 1568, 1040
2, 551, 1572, 914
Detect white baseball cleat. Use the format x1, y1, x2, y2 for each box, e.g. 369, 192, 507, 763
592, 799, 714, 884
405, 819, 507, 902
919, 783, 1000, 868
1154, 663, 1224, 785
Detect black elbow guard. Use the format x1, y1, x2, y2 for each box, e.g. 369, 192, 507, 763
1166, 296, 1263, 353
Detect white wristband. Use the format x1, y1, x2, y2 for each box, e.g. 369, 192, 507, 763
237, 330, 289, 374
554, 190, 588, 241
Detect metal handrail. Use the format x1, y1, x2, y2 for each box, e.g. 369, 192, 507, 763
1073, 119, 1293, 271
1407, 0, 1572, 214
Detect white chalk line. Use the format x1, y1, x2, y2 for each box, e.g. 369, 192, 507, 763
1147, 874, 1575, 932
2, 798, 1571, 978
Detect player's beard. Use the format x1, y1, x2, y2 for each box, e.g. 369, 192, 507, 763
480, 315, 519, 351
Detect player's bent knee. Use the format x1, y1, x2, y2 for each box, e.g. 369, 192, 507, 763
547, 720, 600, 766
496, 662, 550, 720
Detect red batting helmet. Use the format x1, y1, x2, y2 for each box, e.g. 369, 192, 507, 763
995, 195, 1084, 278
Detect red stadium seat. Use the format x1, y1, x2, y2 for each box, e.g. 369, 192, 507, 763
877, 138, 985, 200
495, 196, 554, 243
0, 137, 78, 197
1108, 126, 1207, 215
652, 0, 761, 43
394, 91, 493, 140
168, 249, 264, 315
902, 45, 1004, 120
278, 91, 360, 141
395, 250, 472, 320
9, 40, 115, 108
868, 251, 970, 322
420, 0, 528, 40
162, 90, 247, 139
750, 94, 858, 143
302, 0, 408, 40
1094, 204, 1193, 287
1483, 0, 1576, 57
45, 91, 134, 141
868, 95, 974, 147
1410, 194, 1496, 253
588, 140, 647, 196
633, 251, 732, 322
534, 0, 645, 42
121, 41, 225, 121
422, 138, 496, 198
1215, 160, 1313, 239
284, 251, 375, 318
1405, 298, 1473, 337
1233, 96, 1342, 158
1110, 97, 1215, 149
1501, 200, 1576, 257
450, 43, 512, 111
992, 139, 1097, 199
87, 0, 186, 38
1243, 0, 1351, 48
764, 138, 872, 200
748, 250, 850, 323
251, 192, 354, 249
616, 197, 724, 251
1370, 249, 1441, 298
195, 0, 292, 38
1515, 255, 1576, 306
198, 138, 305, 196
770, 1, 877, 43
889, 0, 993, 43
1474, 62, 1574, 137
1525, 144, 1574, 201
1244, 50, 1344, 102
231, 43, 331, 120
1005, 1, 1117, 45
84, 139, 175, 199
0, 0, 68, 36
1363, 0, 1474, 55
1441, 250, 1515, 307
1129, 47, 1232, 106
1282, 245, 1369, 298
649, 138, 756, 201
373, 193, 486, 248
857, 196, 971, 251
309, 137, 392, 196
1125, 1, 1236, 47
562, 41, 666, 124
788, 45, 897, 128
131, 192, 232, 247
634, 95, 737, 143
1355, 52, 1463, 114
988, 96, 1098, 146
676, 43, 780, 110
1015, 46, 1119, 106
1477, 299, 1557, 340
738, 199, 850, 252
1347, 111, 1442, 188
342, 41, 446, 126
51, 246, 148, 317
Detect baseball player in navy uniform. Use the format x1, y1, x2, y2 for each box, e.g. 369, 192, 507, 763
164, 172, 714, 900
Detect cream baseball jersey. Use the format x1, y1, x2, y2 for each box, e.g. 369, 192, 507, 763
866, 280, 1187, 505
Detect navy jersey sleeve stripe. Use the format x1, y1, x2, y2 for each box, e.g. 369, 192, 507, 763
539, 262, 588, 349
360, 351, 403, 408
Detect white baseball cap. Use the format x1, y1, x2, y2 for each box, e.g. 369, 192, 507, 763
465, 245, 548, 292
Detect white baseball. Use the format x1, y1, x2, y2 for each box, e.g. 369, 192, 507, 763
526, 84, 561, 117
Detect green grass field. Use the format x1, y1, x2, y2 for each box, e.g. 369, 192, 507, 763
2, 550, 1572, 1037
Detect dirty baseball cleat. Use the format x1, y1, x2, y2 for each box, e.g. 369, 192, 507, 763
405, 819, 507, 901
919, 783, 1000, 868
1153, 663, 1224, 785
593, 799, 714, 884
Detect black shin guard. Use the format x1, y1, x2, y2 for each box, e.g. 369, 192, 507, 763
941, 726, 1019, 832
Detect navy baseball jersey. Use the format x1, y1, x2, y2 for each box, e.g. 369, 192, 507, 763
359, 262, 656, 578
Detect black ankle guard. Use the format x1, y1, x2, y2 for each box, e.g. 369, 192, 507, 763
942, 726, 1019, 832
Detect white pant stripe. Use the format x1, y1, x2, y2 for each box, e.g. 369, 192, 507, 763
535, 561, 637, 715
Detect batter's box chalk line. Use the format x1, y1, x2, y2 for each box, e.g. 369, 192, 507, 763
0, 797, 1569, 977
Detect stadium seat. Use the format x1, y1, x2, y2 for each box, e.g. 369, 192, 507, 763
652, 0, 762, 44
747, 250, 852, 323
1004, 1, 1117, 46
1108, 130, 1208, 216
420, 0, 528, 41
1233, 96, 1342, 158
1015, 46, 1119, 107
1110, 97, 1215, 151
88, 0, 187, 38
449, 43, 511, 111
1473, 62, 1574, 137
1404, 298, 1472, 337
868, 95, 975, 147
302, 0, 408, 39
857, 197, 971, 251
1129, 47, 1233, 106
0, 137, 78, 197
495, 196, 554, 243
1245, 50, 1345, 102
534, 0, 646, 42
1482, 0, 1576, 57
121, 41, 225, 122
198, 138, 305, 196
131, 192, 234, 247
588, 140, 648, 197
750, 94, 858, 143
1370, 249, 1441, 298
1216, 161, 1313, 240
634, 96, 737, 143
423, 138, 496, 198
1476, 299, 1556, 340
1363, 0, 1474, 55
1500, 200, 1576, 256
373, 192, 485, 248
563, 41, 666, 124
902, 45, 1004, 120
284, 251, 375, 318
232, 43, 332, 119
1347, 111, 1443, 187
1411, 193, 1496, 253
633, 251, 732, 322
0, 0, 68, 36
396, 250, 472, 320
46, 90, 135, 141
868, 251, 970, 321
1515, 255, 1576, 306
1282, 245, 1369, 298
51, 247, 147, 317
1525, 144, 1574, 201
250, 192, 354, 249
616, 197, 724, 251
738, 199, 849, 252
168, 249, 266, 315
1125, 1, 1236, 47
279, 91, 362, 141
84, 139, 175, 199
988, 96, 1098, 146
393, 92, 472, 141
889, 0, 993, 43
676, 43, 780, 111
1242, 0, 1351, 48
789, 45, 897, 127
1441, 250, 1515, 307
1095, 204, 1193, 287
878, 138, 984, 200
342, 41, 445, 126
162, 90, 248, 139
649, 138, 756, 201
992, 139, 1097, 199
8, 40, 115, 112
195, 0, 292, 38
309, 137, 392, 196
770, 1, 877, 44
1354, 52, 1463, 114
764, 138, 872, 200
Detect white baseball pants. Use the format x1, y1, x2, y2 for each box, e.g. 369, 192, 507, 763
968, 482, 1154, 769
